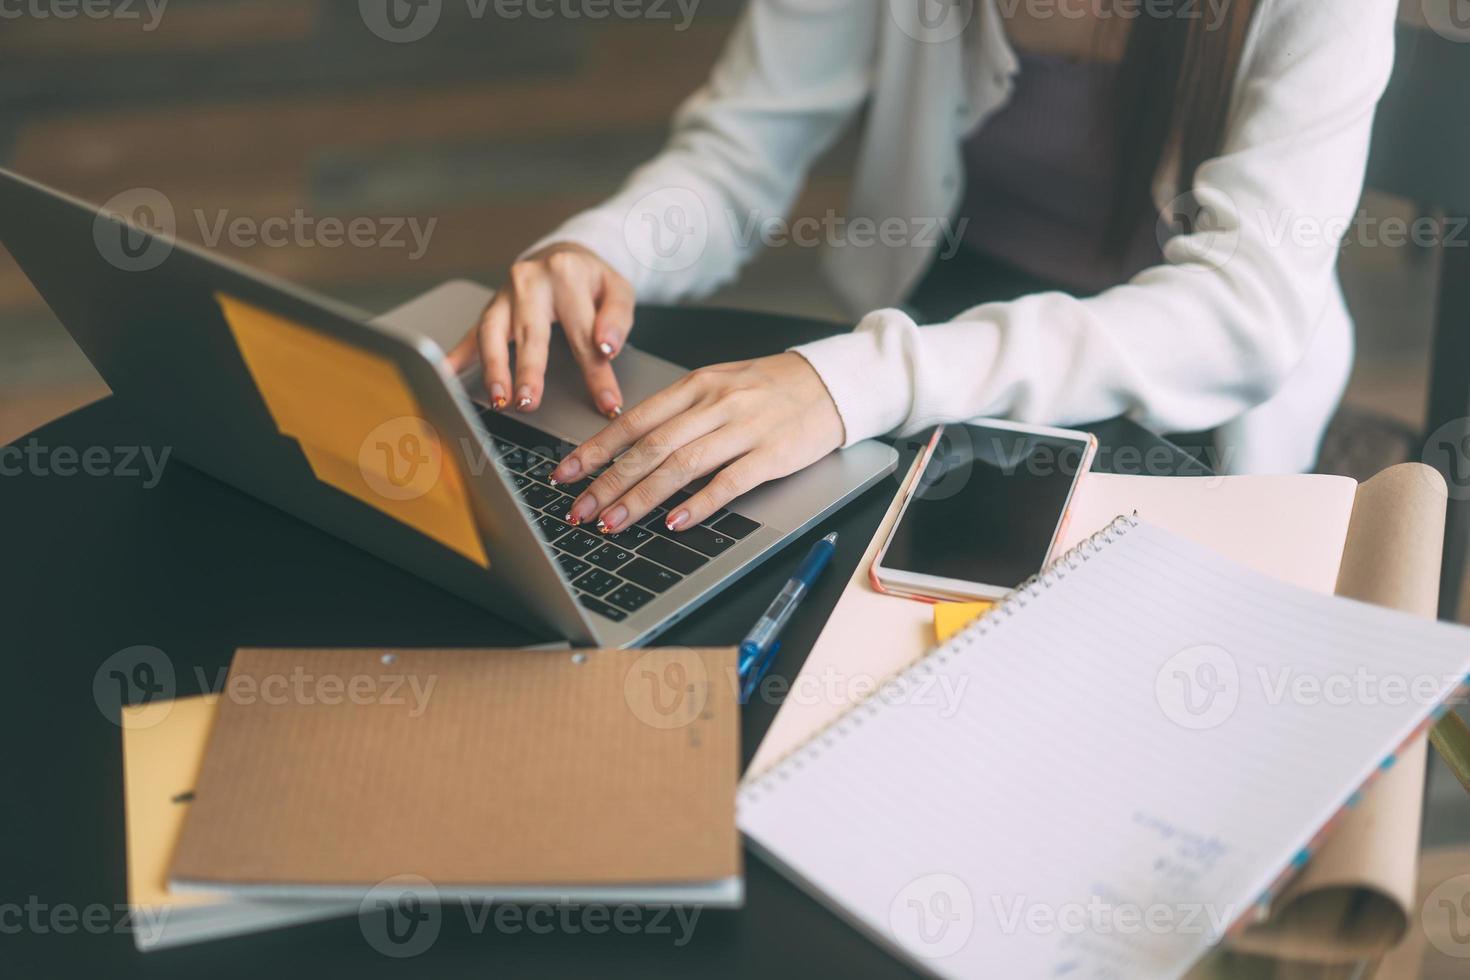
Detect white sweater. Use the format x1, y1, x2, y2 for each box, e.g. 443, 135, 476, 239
531, 0, 1398, 473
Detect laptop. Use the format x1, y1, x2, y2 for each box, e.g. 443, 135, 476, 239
0, 170, 898, 647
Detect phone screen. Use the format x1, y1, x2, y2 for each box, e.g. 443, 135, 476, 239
882, 424, 1088, 588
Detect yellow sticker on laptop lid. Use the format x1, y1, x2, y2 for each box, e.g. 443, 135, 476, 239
216, 292, 489, 567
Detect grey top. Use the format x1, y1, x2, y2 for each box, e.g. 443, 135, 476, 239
959, 49, 1163, 296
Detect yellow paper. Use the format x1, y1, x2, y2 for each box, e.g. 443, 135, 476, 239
933, 601, 993, 643
218, 293, 488, 566
122, 695, 224, 912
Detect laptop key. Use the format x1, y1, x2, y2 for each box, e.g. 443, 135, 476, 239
606, 583, 655, 614
579, 594, 628, 622
545, 492, 577, 516
638, 506, 668, 529
669, 525, 737, 558
573, 568, 619, 596
558, 529, 602, 556
500, 448, 540, 473
560, 477, 594, 497
619, 558, 682, 594
713, 512, 761, 540
637, 535, 708, 575
536, 514, 572, 541
587, 544, 634, 573
520, 483, 559, 510
556, 553, 590, 578
526, 459, 558, 482
603, 524, 652, 548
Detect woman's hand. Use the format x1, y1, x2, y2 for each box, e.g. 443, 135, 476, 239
446, 242, 633, 419
550, 353, 846, 534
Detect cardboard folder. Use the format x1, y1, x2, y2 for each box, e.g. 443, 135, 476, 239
168, 647, 743, 905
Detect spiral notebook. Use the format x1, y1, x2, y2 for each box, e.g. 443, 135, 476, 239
738, 517, 1470, 979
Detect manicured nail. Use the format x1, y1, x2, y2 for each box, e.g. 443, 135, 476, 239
598, 506, 628, 534
553, 456, 583, 484
568, 496, 598, 525
665, 510, 689, 532
489, 383, 508, 411
598, 391, 622, 420
516, 386, 533, 411
598, 341, 616, 357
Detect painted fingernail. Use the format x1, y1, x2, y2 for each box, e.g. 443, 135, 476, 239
598, 341, 616, 357
597, 506, 628, 534
568, 496, 598, 525
516, 387, 534, 411
665, 510, 689, 532
489, 383, 508, 410
597, 391, 622, 420
553, 456, 583, 484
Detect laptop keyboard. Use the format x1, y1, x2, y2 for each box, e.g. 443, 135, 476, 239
477, 410, 764, 623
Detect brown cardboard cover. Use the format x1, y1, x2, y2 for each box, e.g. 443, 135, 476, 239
1211, 463, 1449, 970
169, 647, 740, 889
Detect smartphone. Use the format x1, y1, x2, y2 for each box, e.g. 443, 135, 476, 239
872, 420, 1097, 601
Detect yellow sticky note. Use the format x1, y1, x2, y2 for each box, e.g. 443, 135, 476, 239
218, 293, 488, 567
933, 601, 993, 643
122, 695, 222, 913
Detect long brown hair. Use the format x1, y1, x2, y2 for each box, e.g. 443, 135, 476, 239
1106, 0, 1259, 249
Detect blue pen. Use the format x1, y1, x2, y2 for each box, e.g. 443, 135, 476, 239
738, 531, 839, 688
740, 640, 781, 705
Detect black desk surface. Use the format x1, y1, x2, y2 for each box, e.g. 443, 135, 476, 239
0, 306, 1207, 976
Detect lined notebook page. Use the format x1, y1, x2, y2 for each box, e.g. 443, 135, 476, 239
738, 520, 1470, 979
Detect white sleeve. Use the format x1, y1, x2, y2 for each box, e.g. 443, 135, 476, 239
524, 0, 880, 303
794, 0, 1398, 447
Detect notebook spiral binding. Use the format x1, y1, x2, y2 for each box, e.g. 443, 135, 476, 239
742, 513, 1140, 798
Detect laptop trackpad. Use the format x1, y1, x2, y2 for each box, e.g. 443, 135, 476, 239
530, 333, 687, 445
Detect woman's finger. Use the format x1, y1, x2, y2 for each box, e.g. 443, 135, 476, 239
595, 426, 755, 534
592, 273, 635, 359
550, 375, 704, 486
475, 294, 513, 409
508, 268, 554, 411
550, 269, 623, 418
667, 449, 780, 531
564, 407, 726, 527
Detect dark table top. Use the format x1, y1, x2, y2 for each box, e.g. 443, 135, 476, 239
0, 305, 1207, 977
